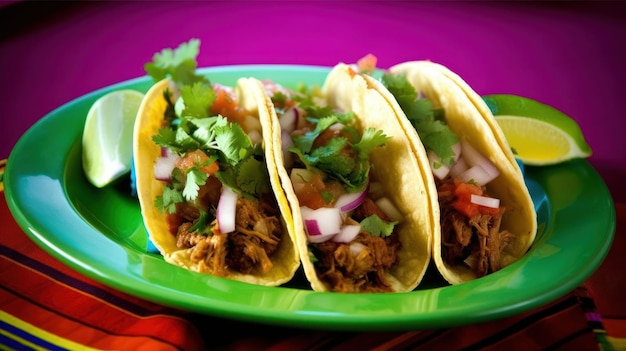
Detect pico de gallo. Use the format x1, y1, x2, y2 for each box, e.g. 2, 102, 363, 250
263, 80, 406, 292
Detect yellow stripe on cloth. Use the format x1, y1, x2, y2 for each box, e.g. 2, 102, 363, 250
0, 311, 103, 351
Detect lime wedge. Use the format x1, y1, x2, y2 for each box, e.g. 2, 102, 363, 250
82, 89, 145, 188
483, 94, 592, 166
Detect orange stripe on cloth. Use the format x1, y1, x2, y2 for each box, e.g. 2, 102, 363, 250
1, 310, 104, 351
0, 256, 201, 350
0, 182, 205, 351
0, 288, 185, 351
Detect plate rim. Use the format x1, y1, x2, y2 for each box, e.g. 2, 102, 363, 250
3, 64, 616, 331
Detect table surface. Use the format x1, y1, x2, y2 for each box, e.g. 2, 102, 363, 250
1, 1, 624, 350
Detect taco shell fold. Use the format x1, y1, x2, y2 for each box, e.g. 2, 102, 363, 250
360, 61, 537, 284
133, 77, 300, 286
260, 63, 433, 292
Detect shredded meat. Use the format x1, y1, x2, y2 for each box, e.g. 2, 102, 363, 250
312, 199, 401, 293
439, 178, 516, 277
172, 188, 282, 276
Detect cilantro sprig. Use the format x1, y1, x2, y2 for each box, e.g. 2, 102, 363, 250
153, 115, 270, 213
381, 73, 459, 167
288, 108, 390, 193
144, 38, 209, 87
360, 215, 398, 237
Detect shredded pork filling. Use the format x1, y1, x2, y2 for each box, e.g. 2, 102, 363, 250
312, 198, 401, 293
172, 192, 282, 277
438, 178, 515, 277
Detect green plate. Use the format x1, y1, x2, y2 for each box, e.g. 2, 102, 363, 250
4, 65, 615, 331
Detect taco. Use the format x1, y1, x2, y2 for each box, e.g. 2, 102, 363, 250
255, 63, 433, 293
133, 40, 299, 286
355, 57, 537, 284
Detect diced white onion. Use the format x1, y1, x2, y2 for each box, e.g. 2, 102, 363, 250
461, 140, 499, 177
154, 151, 179, 181
334, 186, 368, 212
375, 197, 403, 222
470, 194, 500, 208
217, 186, 238, 233
449, 157, 469, 178
458, 164, 498, 185
477, 158, 499, 179
279, 107, 299, 133
460, 140, 483, 165
332, 225, 361, 243
428, 143, 461, 180
300, 206, 342, 243
458, 140, 500, 185
428, 150, 451, 180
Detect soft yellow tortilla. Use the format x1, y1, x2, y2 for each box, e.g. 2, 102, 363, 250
363, 61, 537, 284
260, 64, 433, 292
133, 78, 300, 286
392, 61, 523, 176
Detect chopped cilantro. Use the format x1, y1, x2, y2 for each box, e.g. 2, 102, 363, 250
292, 85, 334, 118
156, 111, 270, 201
381, 72, 459, 166
360, 215, 397, 237
289, 125, 386, 192
179, 82, 216, 118
288, 88, 389, 193
233, 150, 270, 197
271, 91, 288, 113
213, 120, 252, 165
155, 180, 184, 214
182, 167, 208, 201
144, 38, 209, 87
320, 191, 334, 204
188, 209, 215, 235
292, 115, 340, 153
354, 128, 391, 162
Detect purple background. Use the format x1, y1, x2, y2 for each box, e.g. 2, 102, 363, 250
2, 1, 625, 201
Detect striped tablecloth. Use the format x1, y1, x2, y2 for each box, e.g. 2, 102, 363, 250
1, 158, 624, 350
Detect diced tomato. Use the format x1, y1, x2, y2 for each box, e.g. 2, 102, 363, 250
356, 54, 378, 73
295, 172, 328, 210
210, 85, 245, 124
451, 180, 502, 217
454, 182, 483, 200
452, 199, 480, 218
176, 149, 219, 175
